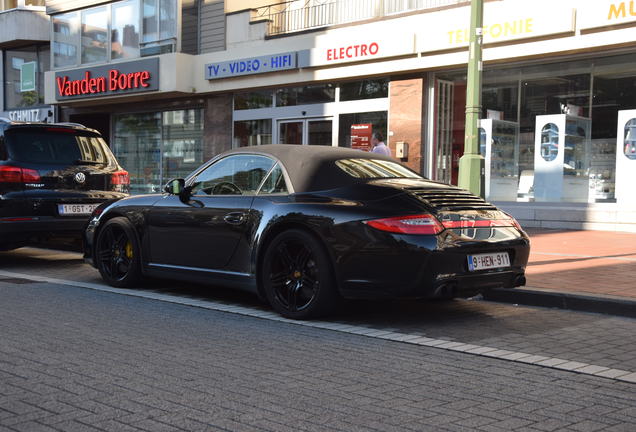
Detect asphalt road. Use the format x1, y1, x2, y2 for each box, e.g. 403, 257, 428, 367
1, 248, 635, 431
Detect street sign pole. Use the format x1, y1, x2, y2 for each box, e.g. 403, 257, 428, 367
458, 0, 485, 197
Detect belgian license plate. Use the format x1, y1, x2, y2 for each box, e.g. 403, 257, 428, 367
468, 252, 510, 271
58, 204, 99, 216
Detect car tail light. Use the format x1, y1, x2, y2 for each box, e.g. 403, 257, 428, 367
45, 127, 76, 133
110, 170, 129, 185
365, 214, 443, 235
441, 219, 516, 229
0, 165, 41, 183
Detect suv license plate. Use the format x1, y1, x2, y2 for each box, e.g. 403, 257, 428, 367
468, 252, 510, 271
58, 204, 99, 216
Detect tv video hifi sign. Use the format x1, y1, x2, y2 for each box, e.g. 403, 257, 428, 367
55, 58, 159, 101
205, 52, 297, 80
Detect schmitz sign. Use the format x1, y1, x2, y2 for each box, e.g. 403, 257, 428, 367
55, 58, 159, 101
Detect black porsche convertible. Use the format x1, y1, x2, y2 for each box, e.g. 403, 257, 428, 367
84, 145, 530, 319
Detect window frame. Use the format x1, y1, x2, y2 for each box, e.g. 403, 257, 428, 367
188, 153, 279, 197
256, 162, 290, 196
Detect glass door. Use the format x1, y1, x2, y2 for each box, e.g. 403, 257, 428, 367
278, 120, 304, 144
307, 119, 332, 145
277, 118, 333, 145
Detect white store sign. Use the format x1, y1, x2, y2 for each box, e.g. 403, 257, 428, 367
298, 34, 416, 68
578, 0, 636, 31
417, 1, 576, 53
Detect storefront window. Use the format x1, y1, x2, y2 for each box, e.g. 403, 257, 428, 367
162, 109, 204, 181
234, 91, 273, 110
81, 6, 108, 64
433, 54, 636, 203
338, 112, 387, 148
113, 108, 203, 194
233, 120, 272, 147
340, 79, 389, 101
112, 0, 140, 60
276, 84, 335, 107
52, 12, 79, 68
113, 112, 162, 194
3, 45, 49, 109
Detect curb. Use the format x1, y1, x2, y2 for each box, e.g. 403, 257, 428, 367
483, 287, 636, 319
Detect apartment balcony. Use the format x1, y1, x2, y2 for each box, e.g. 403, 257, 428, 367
253, 0, 467, 36
0, 1, 49, 48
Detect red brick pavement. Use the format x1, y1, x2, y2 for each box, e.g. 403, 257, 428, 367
524, 228, 636, 299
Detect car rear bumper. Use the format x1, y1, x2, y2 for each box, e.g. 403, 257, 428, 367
0, 216, 88, 243
333, 224, 530, 300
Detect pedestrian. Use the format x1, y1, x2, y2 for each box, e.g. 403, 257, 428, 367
371, 132, 391, 156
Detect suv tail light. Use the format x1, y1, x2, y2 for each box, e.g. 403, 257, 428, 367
0, 165, 41, 183
365, 214, 443, 235
110, 170, 129, 185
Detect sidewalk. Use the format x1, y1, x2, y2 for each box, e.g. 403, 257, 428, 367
484, 227, 636, 317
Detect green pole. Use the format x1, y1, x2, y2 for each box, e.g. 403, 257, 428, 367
458, 0, 485, 197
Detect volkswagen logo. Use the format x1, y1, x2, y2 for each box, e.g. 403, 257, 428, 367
74, 172, 86, 184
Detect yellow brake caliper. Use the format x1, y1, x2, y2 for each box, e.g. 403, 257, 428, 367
124, 241, 134, 259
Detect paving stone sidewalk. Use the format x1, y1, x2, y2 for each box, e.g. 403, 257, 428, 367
523, 228, 636, 300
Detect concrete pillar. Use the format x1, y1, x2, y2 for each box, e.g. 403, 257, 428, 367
203, 93, 233, 159
389, 78, 425, 174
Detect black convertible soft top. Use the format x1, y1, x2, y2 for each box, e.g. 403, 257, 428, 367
218, 144, 404, 193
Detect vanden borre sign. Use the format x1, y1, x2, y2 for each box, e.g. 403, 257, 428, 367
205, 52, 297, 80
55, 58, 159, 100
578, 0, 636, 31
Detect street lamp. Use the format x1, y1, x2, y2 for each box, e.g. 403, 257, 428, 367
458, 0, 485, 198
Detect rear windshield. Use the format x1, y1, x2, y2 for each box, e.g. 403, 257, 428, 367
5, 128, 110, 165
335, 158, 422, 179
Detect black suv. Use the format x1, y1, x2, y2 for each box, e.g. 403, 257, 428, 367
0, 119, 129, 250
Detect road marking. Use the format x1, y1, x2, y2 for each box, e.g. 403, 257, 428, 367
1, 269, 634, 384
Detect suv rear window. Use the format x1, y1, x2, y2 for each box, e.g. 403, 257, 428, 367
5, 128, 109, 165
335, 158, 421, 179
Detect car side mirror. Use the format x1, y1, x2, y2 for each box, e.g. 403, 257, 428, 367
164, 178, 185, 195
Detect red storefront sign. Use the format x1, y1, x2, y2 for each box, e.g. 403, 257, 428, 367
326, 42, 380, 62
54, 58, 159, 101
351, 124, 372, 151
56, 70, 151, 97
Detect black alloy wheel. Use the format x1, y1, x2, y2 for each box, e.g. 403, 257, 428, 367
95, 217, 141, 288
262, 229, 339, 319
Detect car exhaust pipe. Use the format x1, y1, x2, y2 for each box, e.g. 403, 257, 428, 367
434, 282, 457, 299
513, 275, 526, 287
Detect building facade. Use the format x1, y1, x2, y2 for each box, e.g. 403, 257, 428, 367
1, 0, 55, 123
44, 0, 636, 231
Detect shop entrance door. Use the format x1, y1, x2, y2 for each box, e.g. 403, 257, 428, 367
277, 118, 333, 145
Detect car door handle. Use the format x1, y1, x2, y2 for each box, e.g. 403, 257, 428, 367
224, 212, 246, 225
